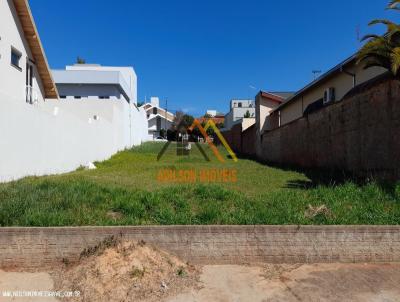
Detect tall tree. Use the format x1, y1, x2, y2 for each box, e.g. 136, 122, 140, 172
357, 0, 400, 77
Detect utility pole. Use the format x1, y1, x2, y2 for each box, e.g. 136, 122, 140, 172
165, 98, 168, 138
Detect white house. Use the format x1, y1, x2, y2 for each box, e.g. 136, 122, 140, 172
0, 0, 148, 182
224, 99, 255, 130
206, 110, 217, 117
0, 0, 58, 104
52, 64, 137, 104
142, 97, 175, 138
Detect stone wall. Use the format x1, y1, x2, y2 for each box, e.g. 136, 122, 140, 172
258, 77, 400, 179
1, 226, 399, 270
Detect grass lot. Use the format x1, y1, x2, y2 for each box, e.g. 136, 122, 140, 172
0, 142, 399, 226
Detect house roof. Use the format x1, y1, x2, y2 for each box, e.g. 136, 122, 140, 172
268, 91, 295, 100
259, 91, 286, 103
198, 116, 225, 124
272, 54, 357, 113
142, 103, 175, 117
147, 113, 174, 123
13, 0, 58, 99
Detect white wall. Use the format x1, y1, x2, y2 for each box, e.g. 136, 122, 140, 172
0, 92, 148, 182
224, 107, 255, 130
0, 0, 46, 104
56, 84, 125, 101
65, 65, 137, 104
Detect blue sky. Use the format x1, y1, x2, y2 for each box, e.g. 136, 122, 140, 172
30, 0, 394, 116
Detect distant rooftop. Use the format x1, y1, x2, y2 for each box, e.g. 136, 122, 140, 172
268, 91, 295, 100
72, 63, 101, 67
52, 65, 135, 101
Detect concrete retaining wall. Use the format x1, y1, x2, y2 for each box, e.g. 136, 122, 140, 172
1, 226, 400, 270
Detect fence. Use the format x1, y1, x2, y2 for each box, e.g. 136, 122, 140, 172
258, 76, 400, 179
0, 94, 148, 182
219, 121, 256, 157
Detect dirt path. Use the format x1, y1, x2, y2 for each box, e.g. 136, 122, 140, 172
1, 263, 400, 302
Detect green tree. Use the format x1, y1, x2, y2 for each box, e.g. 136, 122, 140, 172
76, 56, 86, 64
357, 0, 400, 77
244, 110, 251, 118
181, 114, 195, 128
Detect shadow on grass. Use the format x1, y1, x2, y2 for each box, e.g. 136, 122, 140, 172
235, 153, 399, 197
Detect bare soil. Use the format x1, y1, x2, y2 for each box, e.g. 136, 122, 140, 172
51, 239, 199, 302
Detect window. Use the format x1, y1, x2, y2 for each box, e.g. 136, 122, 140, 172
153, 108, 158, 114
74, 96, 81, 99
60, 95, 66, 99
238, 102, 242, 108
11, 47, 22, 70
99, 96, 110, 99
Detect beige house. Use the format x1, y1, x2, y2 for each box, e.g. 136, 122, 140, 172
255, 91, 293, 134
266, 55, 386, 129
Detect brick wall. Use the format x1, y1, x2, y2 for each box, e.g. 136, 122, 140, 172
241, 125, 256, 156
258, 77, 400, 179
219, 123, 256, 157
1, 226, 400, 270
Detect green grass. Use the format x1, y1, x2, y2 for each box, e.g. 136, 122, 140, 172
0, 142, 399, 226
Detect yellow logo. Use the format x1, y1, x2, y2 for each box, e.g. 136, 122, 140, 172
188, 119, 238, 163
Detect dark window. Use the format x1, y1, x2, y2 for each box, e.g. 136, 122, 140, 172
153, 108, 158, 114
11, 47, 22, 70
238, 102, 242, 108
60, 95, 66, 99
74, 96, 82, 99
99, 96, 110, 99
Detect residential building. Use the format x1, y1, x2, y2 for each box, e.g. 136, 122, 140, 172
199, 110, 225, 125
142, 97, 175, 138
52, 64, 137, 104
0, 0, 148, 182
224, 99, 255, 130
206, 110, 217, 117
266, 55, 386, 129
255, 91, 293, 134
0, 0, 58, 104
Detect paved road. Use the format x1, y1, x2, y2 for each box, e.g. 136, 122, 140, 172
168, 263, 400, 302
1, 263, 400, 301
